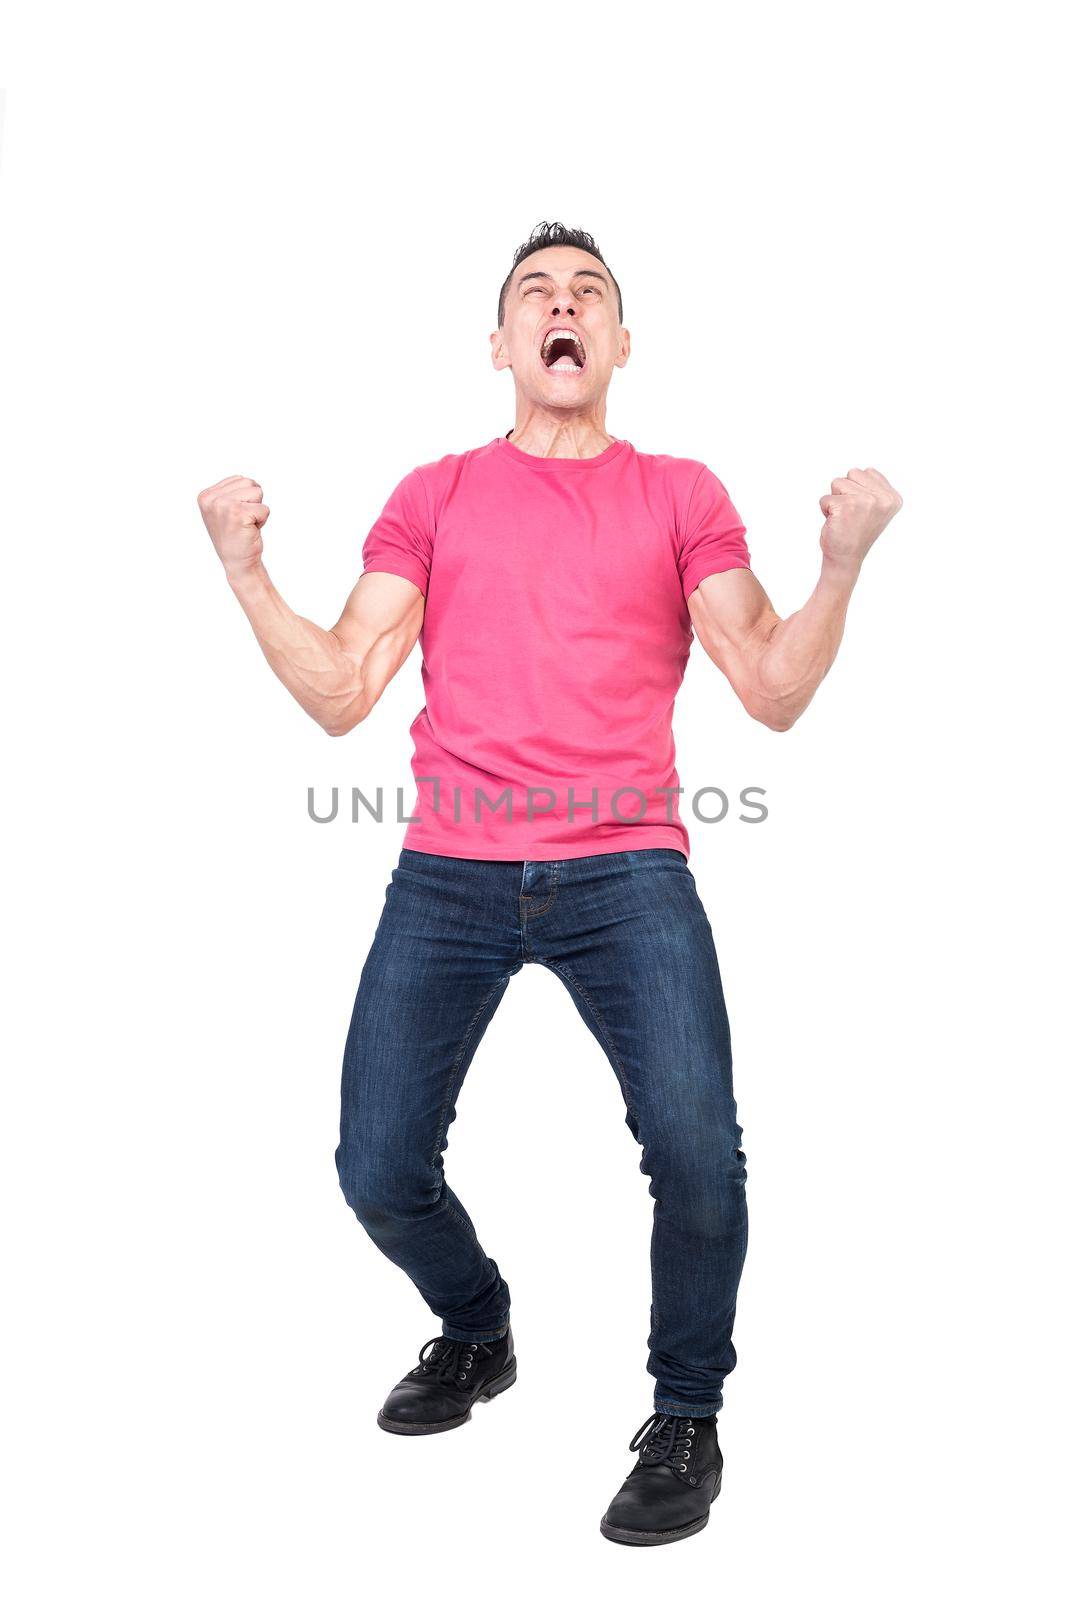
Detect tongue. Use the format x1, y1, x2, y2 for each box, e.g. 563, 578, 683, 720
549, 355, 580, 370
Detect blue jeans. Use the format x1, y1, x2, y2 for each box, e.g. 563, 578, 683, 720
335, 847, 748, 1416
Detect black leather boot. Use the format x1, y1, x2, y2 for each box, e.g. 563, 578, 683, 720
600, 1412, 723, 1545
376, 1328, 517, 1435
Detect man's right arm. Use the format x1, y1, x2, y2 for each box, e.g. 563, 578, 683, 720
198, 474, 425, 736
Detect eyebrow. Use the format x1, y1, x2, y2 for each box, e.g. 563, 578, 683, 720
515, 268, 610, 290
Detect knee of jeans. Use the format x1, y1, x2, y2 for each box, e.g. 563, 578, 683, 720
647, 1128, 747, 1226
336, 1143, 443, 1228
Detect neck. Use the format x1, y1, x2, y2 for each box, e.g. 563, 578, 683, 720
507, 399, 615, 459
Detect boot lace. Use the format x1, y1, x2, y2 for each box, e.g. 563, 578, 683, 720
629, 1413, 696, 1474
415, 1337, 480, 1386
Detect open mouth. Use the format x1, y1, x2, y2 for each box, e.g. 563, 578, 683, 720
540, 328, 587, 373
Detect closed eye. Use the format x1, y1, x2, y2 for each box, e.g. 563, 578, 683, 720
523, 284, 600, 296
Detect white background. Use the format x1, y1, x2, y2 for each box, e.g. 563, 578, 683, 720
2, 2, 1064, 1594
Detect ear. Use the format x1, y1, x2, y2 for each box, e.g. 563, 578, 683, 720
489, 328, 512, 371
614, 325, 631, 369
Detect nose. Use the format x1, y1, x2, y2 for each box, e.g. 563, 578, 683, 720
551, 305, 576, 317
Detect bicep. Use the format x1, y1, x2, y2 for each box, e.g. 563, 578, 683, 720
331, 570, 425, 703
687, 567, 780, 677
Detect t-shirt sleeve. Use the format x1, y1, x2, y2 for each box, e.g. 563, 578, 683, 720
361, 468, 434, 596
677, 464, 751, 600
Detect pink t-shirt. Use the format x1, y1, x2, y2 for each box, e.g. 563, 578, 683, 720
361, 434, 750, 860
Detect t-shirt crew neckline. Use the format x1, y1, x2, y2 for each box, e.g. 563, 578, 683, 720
495, 433, 630, 471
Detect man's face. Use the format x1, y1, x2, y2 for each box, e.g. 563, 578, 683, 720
491, 247, 629, 407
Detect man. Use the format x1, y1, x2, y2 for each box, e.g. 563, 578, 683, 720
198, 221, 902, 1546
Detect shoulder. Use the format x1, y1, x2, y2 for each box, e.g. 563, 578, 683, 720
627, 447, 732, 536
407, 440, 499, 484
400, 441, 500, 519
629, 446, 723, 489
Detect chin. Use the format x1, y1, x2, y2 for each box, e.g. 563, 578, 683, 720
535, 375, 594, 405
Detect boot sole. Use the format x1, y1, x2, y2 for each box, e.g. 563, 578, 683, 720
599, 1478, 720, 1546
376, 1359, 517, 1435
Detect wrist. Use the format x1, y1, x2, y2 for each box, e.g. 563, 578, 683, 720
819, 550, 863, 590
226, 557, 268, 597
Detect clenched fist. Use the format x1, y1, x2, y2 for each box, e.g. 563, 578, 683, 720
819, 467, 902, 571
197, 475, 271, 575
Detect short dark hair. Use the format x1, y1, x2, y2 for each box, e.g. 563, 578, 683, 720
497, 221, 622, 327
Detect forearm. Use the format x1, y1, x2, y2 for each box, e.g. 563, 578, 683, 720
749, 555, 861, 730
226, 561, 367, 734
689, 466, 901, 732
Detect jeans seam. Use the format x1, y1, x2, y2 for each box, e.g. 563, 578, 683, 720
430, 971, 514, 1163
441, 1321, 510, 1342
542, 957, 639, 1128
440, 1193, 479, 1243
519, 860, 560, 920
653, 1398, 721, 1418
544, 955, 664, 1338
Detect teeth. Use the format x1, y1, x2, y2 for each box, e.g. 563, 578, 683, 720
541, 328, 585, 360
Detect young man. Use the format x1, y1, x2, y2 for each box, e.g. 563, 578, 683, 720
197, 221, 902, 1546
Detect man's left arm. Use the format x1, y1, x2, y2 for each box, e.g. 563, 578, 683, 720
687, 466, 903, 731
